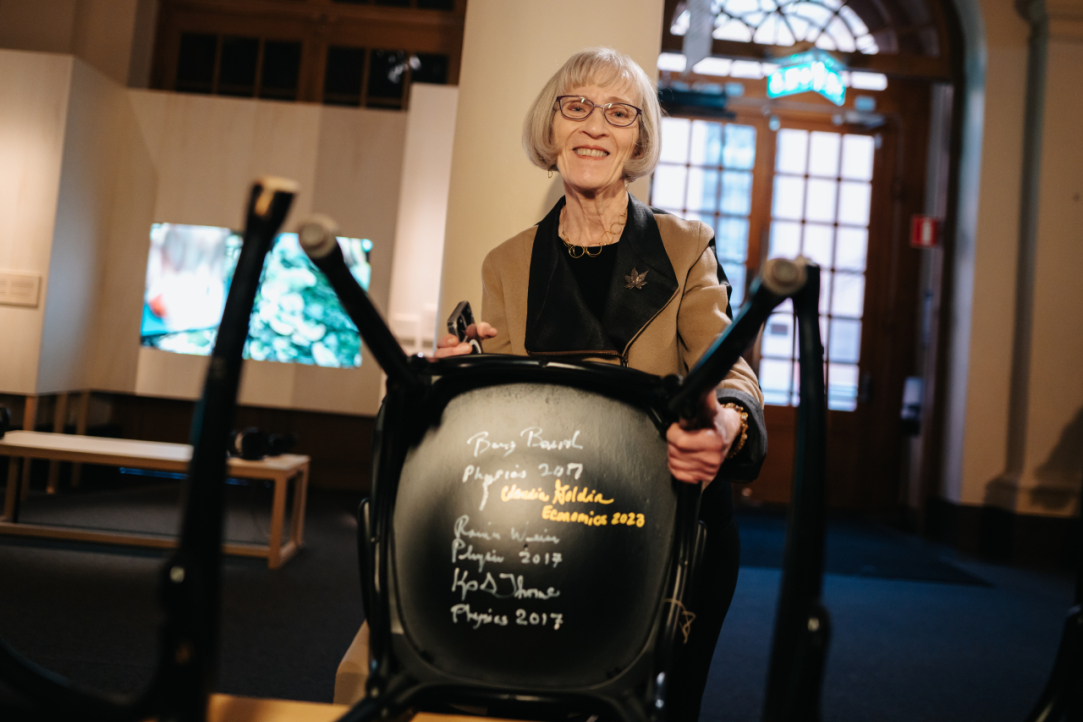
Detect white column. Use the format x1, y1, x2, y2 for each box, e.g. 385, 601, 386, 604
437, 0, 665, 324
1011, 0, 1083, 516
388, 84, 459, 352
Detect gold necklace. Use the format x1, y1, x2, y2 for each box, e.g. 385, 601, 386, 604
559, 208, 627, 258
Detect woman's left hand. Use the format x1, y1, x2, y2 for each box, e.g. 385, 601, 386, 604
433, 322, 498, 359
666, 393, 744, 487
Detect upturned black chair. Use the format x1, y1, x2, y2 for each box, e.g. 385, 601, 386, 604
296, 218, 809, 722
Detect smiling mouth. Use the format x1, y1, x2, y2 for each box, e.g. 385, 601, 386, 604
575, 148, 609, 158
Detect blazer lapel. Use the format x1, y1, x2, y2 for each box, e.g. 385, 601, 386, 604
525, 198, 616, 354
602, 196, 679, 353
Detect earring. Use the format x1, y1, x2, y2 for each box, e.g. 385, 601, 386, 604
548, 169, 554, 179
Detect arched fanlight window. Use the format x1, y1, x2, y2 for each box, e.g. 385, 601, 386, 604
672, 0, 881, 54
662, 0, 951, 78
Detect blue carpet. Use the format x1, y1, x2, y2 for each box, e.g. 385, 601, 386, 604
0, 484, 1074, 720
736, 507, 990, 586
703, 563, 1074, 721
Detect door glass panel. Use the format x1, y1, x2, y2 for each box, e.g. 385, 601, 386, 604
803, 224, 833, 267
723, 125, 756, 169
651, 117, 757, 307
659, 118, 690, 163
687, 168, 720, 212
761, 313, 794, 358
721, 171, 753, 215
715, 216, 749, 262
804, 179, 837, 223
808, 132, 841, 177
776, 129, 808, 174
760, 358, 795, 406
829, 318, 862, 364
832, 272, 865, 317
772, 176, 805, 219
769, 221, 801, 258
691, 121, 723, 165
838, 181, 872, 226
835, 226, 868, 270
652, 165, 687, 210
759, 129, 874, 412
841, 134, 875, 180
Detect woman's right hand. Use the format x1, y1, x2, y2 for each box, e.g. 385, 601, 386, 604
433, 322, 498, 358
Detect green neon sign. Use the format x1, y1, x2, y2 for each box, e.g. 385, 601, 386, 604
767, 50, 846, 106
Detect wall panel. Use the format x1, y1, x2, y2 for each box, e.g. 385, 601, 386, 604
388, 83, 458, 349
0, 51, 73, 395
89, 90, 159, 393
131, 91, 320, 230
38, 60, 127, 394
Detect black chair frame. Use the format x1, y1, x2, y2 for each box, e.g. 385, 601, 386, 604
305, 220, 808, 722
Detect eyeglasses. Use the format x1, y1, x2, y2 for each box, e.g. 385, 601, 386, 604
554, 96, 642, 128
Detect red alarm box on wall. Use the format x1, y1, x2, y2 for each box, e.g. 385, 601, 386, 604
910, 215, 940, 249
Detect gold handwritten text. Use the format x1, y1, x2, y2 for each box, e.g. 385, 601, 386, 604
542, 505, 609, 526
500, 484, 552, 503
552, 479, 614, 506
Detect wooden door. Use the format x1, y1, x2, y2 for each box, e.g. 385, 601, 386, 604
652, 82, 929, 513
752, 116, 890, 509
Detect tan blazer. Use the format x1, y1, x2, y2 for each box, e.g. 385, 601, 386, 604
480, 199, 764, 406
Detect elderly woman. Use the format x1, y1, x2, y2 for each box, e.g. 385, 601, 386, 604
436, 48, 766, 721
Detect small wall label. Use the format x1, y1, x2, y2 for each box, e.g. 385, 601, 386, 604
0, 271, 41, 308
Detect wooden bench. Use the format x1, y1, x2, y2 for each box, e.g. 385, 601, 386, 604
0, 431, 309, 568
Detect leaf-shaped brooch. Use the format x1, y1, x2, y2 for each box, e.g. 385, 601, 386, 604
625, 268, 648, 290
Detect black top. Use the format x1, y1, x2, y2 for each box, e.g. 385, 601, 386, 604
562, 240, 620, 335
525, 196, 679, 358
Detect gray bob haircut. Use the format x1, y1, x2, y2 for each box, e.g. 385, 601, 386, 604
522, 47, 661, 182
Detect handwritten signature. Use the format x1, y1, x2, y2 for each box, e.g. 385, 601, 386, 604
454, 515, 501, 541
465, 427, 584, 459
452, 568, 561, 602
510, 526, 561, 544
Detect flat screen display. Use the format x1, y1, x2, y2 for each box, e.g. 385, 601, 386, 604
140, 223, 372, 368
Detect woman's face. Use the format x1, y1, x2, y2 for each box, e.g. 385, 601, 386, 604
552, 80, 641, 197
